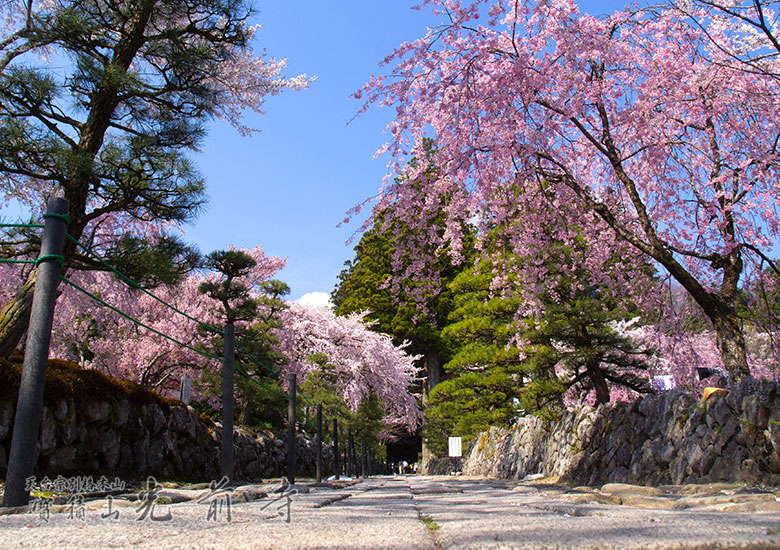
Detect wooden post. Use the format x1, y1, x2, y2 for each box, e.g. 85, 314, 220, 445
221, 322, 235, 483
347, 429, 354, 478
315, 404, 323, 485
287, 374, 297, 486
3, 198, 68, 508
333, 418, 340, 480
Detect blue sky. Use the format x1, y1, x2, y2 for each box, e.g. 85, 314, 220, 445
187, 2, 441, 302
189, 0, 632, 302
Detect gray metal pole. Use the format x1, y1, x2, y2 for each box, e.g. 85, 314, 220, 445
286, 374, 297, 486
3, 198, 68, 508
333, 418, 340, 480
315, 404, 323, 485
221, 322, 235, 483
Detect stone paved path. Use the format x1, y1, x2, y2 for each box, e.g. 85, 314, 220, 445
2, 475, 780, 549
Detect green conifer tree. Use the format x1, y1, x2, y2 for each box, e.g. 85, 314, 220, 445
519, 241, 654, 410
196, 249, 288, 428
424, 259, 525, 454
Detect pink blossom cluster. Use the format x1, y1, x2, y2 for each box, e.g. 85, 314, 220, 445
558, 316, 778, 407
611, 318, 777, 397
50, 271, 215, 394
275, 302, 422, 430
43, 245, 285, 396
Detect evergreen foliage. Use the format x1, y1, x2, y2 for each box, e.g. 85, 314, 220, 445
0, 0, 306, 355
425, 236, 655, 454
197, 249, 290, 428
300, 354, 385, 454
333, 141, 475, 371
199, 249, 259, 323
332, 213, 454, 359
424, 260, 525, 454
519, 241, 655, 409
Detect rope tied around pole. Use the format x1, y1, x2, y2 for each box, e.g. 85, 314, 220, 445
35, 254, 65, 269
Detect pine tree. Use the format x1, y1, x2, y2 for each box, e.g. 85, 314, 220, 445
424, 259, 525, 453
197, 249, 289, 428
0, 0, 305, 355
519, 243, 654, 410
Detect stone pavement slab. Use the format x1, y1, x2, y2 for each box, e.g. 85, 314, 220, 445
1, 476, 780, 549
0, 477, 433, 550
409, 477, 780, 549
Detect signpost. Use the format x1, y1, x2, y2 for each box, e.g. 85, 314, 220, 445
448, 436, 462, 458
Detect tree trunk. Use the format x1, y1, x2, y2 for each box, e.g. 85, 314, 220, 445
0, 273, 36, 357
579, 324, 610, 405
586, 359, 611, 405
421, 349, 442, 469
237, 400, 251, 426
709, 305, 751, 384
0, 0, 156, 358
424, 349, 442, 401
639, 248, 750, 385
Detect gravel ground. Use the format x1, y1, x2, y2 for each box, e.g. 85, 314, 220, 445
1, 476, 779, 549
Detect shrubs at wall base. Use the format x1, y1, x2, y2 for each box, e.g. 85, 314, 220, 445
428, 379, 780, 486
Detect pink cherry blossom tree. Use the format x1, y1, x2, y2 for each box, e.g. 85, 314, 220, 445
51, 271, 213, 393
358, 0, 780, 384
46, 246, 286, 398
676, 1, 780, 83
621, 319, 778, 393
2, 231, 425, 435
275, 302, 422, 431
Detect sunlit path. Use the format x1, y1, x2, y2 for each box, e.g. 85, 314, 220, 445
2, 476, 779, 549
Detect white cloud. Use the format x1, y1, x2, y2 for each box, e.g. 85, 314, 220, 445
296, 291, 333, 309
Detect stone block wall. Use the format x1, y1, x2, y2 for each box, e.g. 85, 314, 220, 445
0, 396, 333, 482
451, 378, 780, 486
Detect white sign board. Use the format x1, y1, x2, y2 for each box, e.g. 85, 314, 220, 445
448, 436, 462, 458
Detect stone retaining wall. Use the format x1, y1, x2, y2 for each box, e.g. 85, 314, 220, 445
0, 396, 333, 481
436, 379, 780, 486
